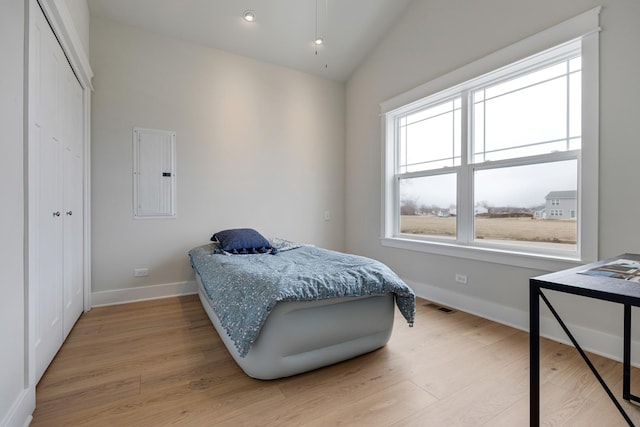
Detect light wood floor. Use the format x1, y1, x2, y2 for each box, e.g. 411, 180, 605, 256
32, 295, 640, 426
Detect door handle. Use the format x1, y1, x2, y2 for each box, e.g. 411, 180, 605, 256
66, 211, 73, 216
53, 211, 61, 217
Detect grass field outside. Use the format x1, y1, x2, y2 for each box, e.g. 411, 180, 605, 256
400, 215, 577, 245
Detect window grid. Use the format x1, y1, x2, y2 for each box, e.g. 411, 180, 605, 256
471, 57, 581, 164
398, 98, 461, 174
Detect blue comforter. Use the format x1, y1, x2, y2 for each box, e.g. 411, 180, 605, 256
188, 243, 415, 357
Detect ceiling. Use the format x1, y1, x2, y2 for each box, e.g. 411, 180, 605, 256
87, 0, 414, 82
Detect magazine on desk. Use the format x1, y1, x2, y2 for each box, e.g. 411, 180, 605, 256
579, 259, 640, 282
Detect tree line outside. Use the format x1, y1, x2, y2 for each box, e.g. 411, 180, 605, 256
400, 199, 576, 246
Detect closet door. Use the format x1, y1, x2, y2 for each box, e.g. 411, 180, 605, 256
32, 3, 84, 381
33, 6, 65, 380
62, 58, 84, 338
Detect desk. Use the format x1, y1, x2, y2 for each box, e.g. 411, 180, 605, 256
530, 254, 640, 426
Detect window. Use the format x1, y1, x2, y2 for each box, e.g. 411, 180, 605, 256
381, 8, 600, 268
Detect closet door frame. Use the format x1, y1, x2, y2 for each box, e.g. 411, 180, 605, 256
26, 0, 93, 387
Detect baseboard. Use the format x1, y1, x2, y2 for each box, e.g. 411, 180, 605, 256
91, 281, 198, 307
407, 279, 640, 366
0, 387, 34, 427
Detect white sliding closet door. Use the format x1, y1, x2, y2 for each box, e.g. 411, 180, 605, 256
31, 3, 84, 382
62, 54, 84, 338
33, 8, 64, 379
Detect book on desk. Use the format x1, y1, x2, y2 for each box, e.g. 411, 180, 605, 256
580, 259, 640, 282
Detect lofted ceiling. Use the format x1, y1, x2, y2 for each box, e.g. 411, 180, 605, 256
87, 0, 414, 82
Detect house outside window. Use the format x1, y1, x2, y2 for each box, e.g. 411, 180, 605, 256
545, 191, 577, 221
381, 8, 600, 269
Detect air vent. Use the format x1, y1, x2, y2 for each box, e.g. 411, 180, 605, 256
423, 302, 456, 314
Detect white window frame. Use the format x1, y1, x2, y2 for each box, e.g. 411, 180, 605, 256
381, 7, 600, 271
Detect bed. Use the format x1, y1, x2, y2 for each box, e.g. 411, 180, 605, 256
188, 230, 415, 380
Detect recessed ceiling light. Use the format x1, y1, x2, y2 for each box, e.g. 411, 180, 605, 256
243, 10, 256, 22
314, 37, 324, 45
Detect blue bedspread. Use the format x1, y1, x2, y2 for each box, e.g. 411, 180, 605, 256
188, 243, 415, 357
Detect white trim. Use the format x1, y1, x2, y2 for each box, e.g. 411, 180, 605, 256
0, 388, 34, 427
408, 278, 640, 367
26, 0, 37, 395
83, 87, 92, 310
91, 281, 198, 307
36, 0, 93, 90
382, 237, 583, 271
578, 30, 599, 263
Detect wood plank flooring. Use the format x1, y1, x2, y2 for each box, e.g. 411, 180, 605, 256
32, 295, 640, 426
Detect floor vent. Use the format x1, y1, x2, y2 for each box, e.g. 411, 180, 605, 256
423, 302, 456, 314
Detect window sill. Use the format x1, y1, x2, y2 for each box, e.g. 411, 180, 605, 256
380, 236, 584, 272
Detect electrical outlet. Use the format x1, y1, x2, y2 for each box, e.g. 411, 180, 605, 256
455, 273, 468, 284
324, 210, 331, 221
134, 268, 149, 277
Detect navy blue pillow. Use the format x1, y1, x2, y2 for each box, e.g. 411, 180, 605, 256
211, 228, 278, 254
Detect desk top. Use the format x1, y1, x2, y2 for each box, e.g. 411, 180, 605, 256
531, 253, 640, 304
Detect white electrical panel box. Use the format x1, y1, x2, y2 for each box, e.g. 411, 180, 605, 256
133, 127, 176, 219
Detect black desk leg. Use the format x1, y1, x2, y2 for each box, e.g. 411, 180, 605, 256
623, 305, 640, 406
538, 291, 634, 426
530, 282, 540, 426
624, 304, 631, 401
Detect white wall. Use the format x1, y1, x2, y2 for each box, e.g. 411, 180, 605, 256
64, 0, 90, 57
0, 1, 30, 426
90, 17, 346, 301
346, 0, 640, 361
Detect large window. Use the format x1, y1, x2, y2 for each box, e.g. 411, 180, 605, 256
382, 8, 600, 268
